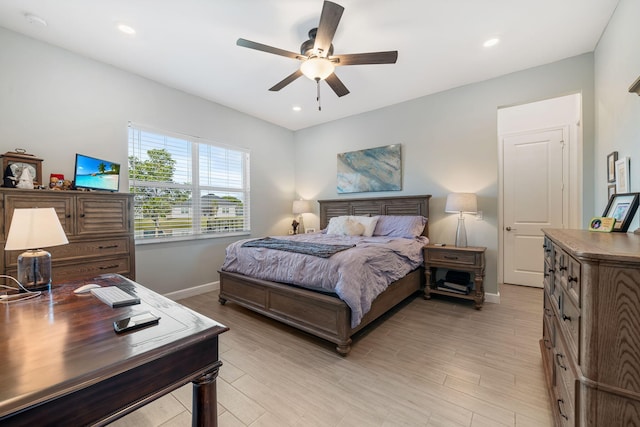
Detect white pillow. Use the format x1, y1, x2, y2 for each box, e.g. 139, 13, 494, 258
351, 216, 379, 237
326, 216, 365, 236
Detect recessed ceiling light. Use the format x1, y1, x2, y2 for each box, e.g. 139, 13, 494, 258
117, 24, 136, 35
483, 38, 500, 48
292, 106, 302, 112
24, 13, 47, 27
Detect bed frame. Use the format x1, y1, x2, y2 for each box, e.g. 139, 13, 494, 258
218, 195, 431, 355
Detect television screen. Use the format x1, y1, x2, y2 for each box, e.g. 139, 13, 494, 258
74, 154, 120, 192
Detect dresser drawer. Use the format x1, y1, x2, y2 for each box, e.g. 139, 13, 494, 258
566, 255, 581, 305
560, 292, 580, 359
5, 238, 130, 267
555, 376, 575, 427
426, 249, 477, 266
554, 331, 577, 412
6, 256, 131, 284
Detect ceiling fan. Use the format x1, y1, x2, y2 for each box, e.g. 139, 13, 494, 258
236, 0, 398, 109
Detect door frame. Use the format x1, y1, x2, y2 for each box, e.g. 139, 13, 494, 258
497, 94, 583, 287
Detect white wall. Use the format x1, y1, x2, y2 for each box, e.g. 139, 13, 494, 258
294, 54, 596, 295
594, 0, 640, 229
0, 28, 296, 294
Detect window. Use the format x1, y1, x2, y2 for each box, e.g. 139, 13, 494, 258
128, 123, 250, 242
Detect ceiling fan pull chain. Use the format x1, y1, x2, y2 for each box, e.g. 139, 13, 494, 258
316, 78, 322, 111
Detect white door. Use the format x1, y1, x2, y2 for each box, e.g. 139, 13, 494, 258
503, 128, 564, 287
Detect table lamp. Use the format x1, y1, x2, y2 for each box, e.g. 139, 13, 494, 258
445, 193, 477, 247
292, 200, 312, 234
4, 208, 69, 291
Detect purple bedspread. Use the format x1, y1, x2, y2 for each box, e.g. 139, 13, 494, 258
221, 233, 429, 327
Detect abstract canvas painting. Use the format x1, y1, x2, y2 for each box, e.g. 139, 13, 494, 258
337, 144, 402, 193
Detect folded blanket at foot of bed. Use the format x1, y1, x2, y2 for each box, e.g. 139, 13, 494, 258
241, 237, 355, 258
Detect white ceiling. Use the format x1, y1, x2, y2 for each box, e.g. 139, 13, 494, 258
0, 0, 619, 131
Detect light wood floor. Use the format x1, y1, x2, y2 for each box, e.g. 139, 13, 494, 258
110, 284, 553, 427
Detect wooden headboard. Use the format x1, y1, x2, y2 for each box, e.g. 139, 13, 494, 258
318, 195, 431, 236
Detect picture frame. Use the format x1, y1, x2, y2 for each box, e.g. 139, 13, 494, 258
607, 151, 618, 183
608, 184, 616, 199
602, 192, 640, 232
615, 157, 630, 194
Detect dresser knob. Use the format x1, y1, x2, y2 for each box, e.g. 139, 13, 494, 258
555, 353, 568, 370
557, 399, 569, 420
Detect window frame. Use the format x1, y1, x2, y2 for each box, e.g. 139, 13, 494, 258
128, 123, 251, 244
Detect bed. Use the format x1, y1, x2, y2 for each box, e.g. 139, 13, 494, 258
218, 195, 431, 355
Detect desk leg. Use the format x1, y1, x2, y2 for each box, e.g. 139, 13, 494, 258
192, 361, 223, 427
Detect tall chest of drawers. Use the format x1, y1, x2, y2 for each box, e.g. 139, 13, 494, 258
541, 229, 640, 426
1, 188, 135, 284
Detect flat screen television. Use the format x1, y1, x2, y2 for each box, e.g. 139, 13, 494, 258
73, 153, 120, 192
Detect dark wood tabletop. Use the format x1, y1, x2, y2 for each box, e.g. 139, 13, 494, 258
0, 274, 228, 426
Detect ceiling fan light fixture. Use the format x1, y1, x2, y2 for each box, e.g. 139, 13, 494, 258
300, 57, 335, 81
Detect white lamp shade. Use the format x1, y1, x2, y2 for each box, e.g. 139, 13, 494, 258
445, 193, 478, 214
292, 200, 312, 215
5, 208, 69, 250
300, 57, 335, 80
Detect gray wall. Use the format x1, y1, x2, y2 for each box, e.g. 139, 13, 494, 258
0, 27, 296, 294
594, 0, 640, 228
294, 54, 596, 295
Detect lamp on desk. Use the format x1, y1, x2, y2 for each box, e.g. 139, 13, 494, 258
292, 200, 312, 234
445, 193, 477, 248
4, 208, 69, 291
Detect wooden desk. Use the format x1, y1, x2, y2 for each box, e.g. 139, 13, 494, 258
0, 274, 228, 426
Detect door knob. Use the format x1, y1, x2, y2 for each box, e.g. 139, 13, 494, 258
506, 226, 512, 231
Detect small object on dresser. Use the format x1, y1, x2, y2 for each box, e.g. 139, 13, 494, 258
588, 216, 615, 232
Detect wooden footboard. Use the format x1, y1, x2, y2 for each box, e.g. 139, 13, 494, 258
218, 268, 423, 355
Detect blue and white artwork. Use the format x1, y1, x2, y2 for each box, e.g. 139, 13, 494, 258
337, 144, 402, 194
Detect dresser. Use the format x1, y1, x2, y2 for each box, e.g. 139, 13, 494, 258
1, 188, 135, 284
541, 228, 640, 426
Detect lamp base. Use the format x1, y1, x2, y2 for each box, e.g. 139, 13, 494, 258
17, 249, 52, 291
455, 217, 468, 248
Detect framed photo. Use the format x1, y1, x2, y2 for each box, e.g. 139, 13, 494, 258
607, 151, 618, 183
602, 192, 640, 232
615, 157, 630, 194
608, 184, 616, 199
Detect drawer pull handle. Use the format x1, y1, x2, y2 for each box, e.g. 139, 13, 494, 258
98, 245, 119, 249
568, 276, 578, 283
548, 269, 555, 273
562, 314, 572, 322
443, 256, 459, 260
80, 214, 86, 217
544, 308, 552, 317
557, 399, 569, 420
99, 264, 119, 270
555, 353, 567, 370
559, 265, 567, 271
543, 338, 552, 350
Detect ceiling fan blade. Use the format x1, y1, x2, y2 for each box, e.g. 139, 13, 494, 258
314, 1, 344, 57
333, 51, 398, 66
237, 38, 302, 60
269, 70, 304, 92
325, 73, 350, 97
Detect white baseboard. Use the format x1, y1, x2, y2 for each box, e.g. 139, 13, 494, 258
164, 281, 219, 301
484, 291, 500, 304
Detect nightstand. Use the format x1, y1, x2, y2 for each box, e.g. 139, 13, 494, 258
423, 244, 486, 309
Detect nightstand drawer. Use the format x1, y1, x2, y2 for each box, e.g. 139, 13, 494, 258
426, 249, 476, 266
